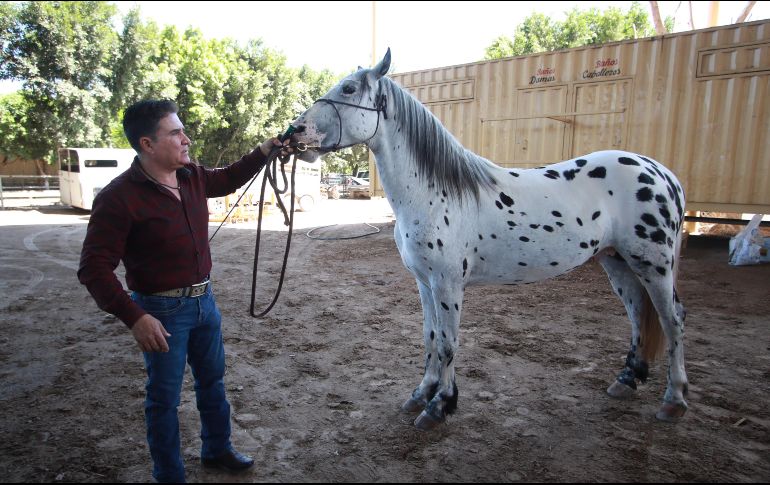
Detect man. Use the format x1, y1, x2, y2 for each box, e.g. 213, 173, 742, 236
78, 99, 289, 483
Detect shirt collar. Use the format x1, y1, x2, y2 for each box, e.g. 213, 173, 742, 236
129, 156, 191, 184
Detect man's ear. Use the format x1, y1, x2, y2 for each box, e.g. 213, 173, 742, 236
139, 136, 153, 154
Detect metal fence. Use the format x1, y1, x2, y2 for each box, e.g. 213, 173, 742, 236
0, 175, 60, 209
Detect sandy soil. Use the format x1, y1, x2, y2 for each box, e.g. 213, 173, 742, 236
0, 199, 769, 482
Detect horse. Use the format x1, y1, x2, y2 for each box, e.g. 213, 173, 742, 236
289, 49, 689, 430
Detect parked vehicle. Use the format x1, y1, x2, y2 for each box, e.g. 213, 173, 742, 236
58, 148, 135, 210
346, 176, 371, 199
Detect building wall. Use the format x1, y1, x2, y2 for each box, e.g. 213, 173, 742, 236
374, 19, 770, 213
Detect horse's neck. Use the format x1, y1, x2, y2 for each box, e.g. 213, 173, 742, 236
369, 125, 426, 211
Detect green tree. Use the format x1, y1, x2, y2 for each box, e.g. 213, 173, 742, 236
1, 1, 119, 161
485, 2, 661, 59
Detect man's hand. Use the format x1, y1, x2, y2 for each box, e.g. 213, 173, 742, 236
258, 137, 293, 158
131, 314, 171, 353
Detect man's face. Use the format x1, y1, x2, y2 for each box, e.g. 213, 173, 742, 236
145, 113, 191, 168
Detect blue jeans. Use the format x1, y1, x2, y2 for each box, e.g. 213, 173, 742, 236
132, 286, 232, 483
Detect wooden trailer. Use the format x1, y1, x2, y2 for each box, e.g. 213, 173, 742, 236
370, 18, 770, 217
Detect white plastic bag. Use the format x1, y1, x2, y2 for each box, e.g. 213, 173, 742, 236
728, 214, 768, 266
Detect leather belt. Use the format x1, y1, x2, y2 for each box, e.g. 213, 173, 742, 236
151, 278, 210, 298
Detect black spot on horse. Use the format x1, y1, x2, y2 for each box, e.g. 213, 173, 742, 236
550, 262, 559, 266
495, 201, 503, 210
656, 266, 667, 276
519, 262, 527, 266
619, 157, 640, 166
655, 194, 667, 204
638, 173, 655, 185
509, 171, 520, 177
592, 211, 601, 220
530, 224, 540, 229
478, 234, 483, 240
441, 302, 449, 311
444, 216, 450, 226
543, 225, 554, 232
576, 217, 583, 226
490, 234, 497, 239
437, 239, 443, 247
545, 170, 560, 179
499, 192, 514, 207
575, 159, 587, 167
507, 221, 517, 227
430, 331, 435, 340
580, 242, 589, 249
635, 225, 648, 239
552, 211, 562, 217
427, 242, 434, 249
641, 213, 659, 227
588, 167, 606, 178
650, 229, 667, 244
637, 187, 654, 202
519, 236, 530, 242
563, 169, 579, 180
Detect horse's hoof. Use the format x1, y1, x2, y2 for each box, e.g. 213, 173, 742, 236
414, 411, 443, 431
655, 401, 688, 422
401, 398, 424, 414
607, 380, 636, 399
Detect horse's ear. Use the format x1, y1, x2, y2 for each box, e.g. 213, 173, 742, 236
372, 48, 391, 79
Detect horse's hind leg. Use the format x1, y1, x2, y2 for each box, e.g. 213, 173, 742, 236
401, 280, 441, 413
643, 280, 689, 421
597, 253, 651, 399
609, 249, 689, 422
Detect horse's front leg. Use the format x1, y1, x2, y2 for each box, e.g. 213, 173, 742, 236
412, 281, 463, 431
401, 280, 441, 413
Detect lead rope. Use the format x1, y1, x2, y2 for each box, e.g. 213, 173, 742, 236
206, 141, 299, 318
249, 145, 297, 318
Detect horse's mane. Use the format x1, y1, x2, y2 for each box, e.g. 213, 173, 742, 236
381, 77, 496, 203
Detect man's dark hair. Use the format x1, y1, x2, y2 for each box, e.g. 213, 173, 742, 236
122, 99, 179, 153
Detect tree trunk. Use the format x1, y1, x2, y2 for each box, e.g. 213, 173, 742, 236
649, 1, 668, 35
737, 1, 757, 22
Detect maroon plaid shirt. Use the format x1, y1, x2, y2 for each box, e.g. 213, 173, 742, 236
78, 151, 267, 327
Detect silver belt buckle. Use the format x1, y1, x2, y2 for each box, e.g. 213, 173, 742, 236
189, 280, 209, 297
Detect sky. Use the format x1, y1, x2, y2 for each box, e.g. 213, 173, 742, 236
2, 1, 769, 92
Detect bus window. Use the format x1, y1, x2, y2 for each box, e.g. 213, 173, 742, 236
84, 159, 119, 168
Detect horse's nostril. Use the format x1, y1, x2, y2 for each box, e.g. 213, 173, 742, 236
294, 125, 306, 134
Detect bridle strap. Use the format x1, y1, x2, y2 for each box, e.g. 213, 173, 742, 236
310, 85, 387, 153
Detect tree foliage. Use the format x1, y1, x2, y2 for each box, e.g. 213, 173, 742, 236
485, 2, 664, 59
0, 0, 366, 175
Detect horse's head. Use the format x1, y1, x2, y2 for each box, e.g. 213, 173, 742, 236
290, 49, 392, 162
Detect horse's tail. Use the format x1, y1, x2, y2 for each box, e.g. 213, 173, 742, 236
639, 226, 683, 362
639, 294, 665, 362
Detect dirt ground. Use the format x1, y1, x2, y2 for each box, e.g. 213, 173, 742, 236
0, 199, 769, 483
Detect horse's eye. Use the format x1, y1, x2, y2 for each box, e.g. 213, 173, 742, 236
342, 85, 356, 95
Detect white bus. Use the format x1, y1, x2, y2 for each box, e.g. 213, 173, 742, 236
58, 147, 135, 210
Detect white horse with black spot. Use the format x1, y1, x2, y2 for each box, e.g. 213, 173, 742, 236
289, 49, 688, 430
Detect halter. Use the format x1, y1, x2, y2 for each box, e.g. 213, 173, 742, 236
309, 82, 388, 153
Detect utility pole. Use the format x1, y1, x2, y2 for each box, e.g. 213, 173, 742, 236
372, 1, 377, 67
